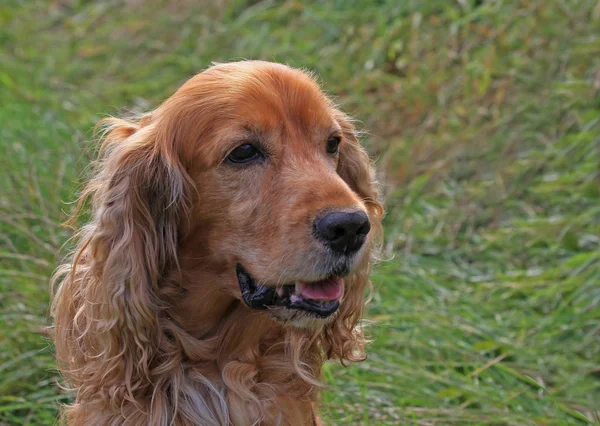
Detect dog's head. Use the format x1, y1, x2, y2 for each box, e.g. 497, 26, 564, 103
53, 62, 383, 415
52, 60, 383, 423
137, 61, 381, 329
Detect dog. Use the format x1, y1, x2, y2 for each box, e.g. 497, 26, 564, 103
52, 60, 383, 425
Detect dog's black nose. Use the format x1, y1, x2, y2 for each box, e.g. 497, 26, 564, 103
314, 210, 370, 255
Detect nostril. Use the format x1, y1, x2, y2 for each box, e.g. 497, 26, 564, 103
333, 227, 345, 240
357, 219, 371, 237
318, 222, 346, 241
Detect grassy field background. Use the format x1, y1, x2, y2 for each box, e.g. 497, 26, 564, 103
1, 1, 599, 424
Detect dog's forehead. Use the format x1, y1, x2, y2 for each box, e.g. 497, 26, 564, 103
172, 62, 340, 163
234, 66, 335, 135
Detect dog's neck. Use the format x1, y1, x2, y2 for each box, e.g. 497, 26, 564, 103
168, 262, 322, 422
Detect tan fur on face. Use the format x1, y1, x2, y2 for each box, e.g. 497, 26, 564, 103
52, 61, 383, 426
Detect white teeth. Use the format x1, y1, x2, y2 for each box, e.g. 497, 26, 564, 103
295, 282, 301, 294
276, 287, 284, 297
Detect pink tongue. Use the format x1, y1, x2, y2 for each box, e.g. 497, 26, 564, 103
297, 277, 344, 301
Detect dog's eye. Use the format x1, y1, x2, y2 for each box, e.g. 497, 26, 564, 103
326, 136, 341, 154
227, 144, 263, 164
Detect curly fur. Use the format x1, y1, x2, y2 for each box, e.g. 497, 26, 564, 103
52, 61, 383, 426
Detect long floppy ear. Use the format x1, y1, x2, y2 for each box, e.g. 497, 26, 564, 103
52, 116, 191, 417
322, 110, 384, 363
335, 112, 384, 224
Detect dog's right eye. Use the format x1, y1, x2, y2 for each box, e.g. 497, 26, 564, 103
227, 144, 263, 164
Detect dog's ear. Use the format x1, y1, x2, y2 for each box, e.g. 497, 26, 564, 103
321, 110, 384, 363
52, 116, 192, 413
335, 111, 384, 226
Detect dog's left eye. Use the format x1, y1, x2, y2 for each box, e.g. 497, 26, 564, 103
326, 136, 341, 154
227, 144, 263, 164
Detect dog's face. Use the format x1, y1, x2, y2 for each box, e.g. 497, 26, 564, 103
160, 62, 375, 328
52, 61, 382, 423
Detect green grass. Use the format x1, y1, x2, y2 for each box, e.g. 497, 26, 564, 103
1, 0, 599, 424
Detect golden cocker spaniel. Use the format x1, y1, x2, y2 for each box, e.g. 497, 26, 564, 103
52, 60, 383, 426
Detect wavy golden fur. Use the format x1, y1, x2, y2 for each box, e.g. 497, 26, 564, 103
52, 61, 383, 425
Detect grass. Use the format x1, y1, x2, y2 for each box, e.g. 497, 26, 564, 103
1, 0, 599, 424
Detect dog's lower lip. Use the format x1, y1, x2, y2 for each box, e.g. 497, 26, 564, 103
236, 263, 342, 318
236, 264, 275, 309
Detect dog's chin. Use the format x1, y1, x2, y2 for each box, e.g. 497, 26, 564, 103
236, 263, 345, 329
267, 306, 339, 329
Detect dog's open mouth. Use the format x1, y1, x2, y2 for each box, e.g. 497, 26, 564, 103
236, 264, 343, 318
